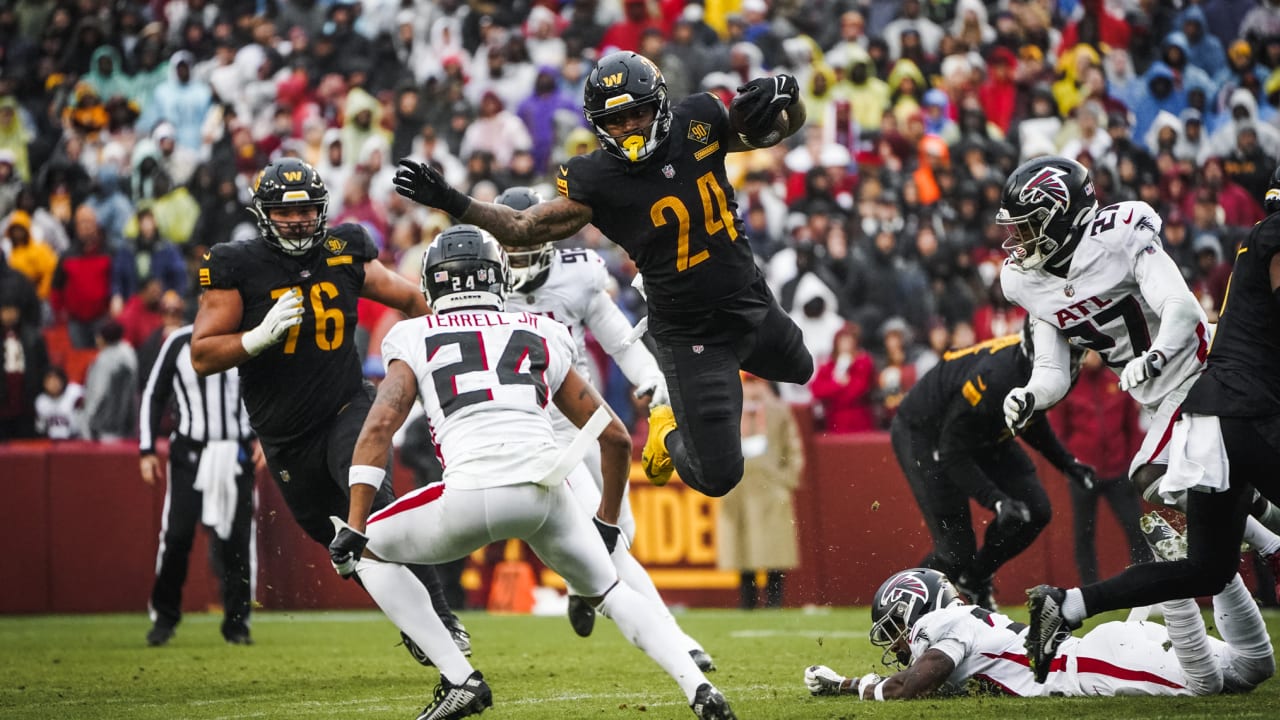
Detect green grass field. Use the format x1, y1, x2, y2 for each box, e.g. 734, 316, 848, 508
1, 606, 1278, 720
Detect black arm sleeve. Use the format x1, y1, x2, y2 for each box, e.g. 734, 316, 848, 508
936, 403, 1007, 509
1018, 415, 1075, 470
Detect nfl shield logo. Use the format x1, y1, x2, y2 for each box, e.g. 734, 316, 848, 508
692, 344, 704, 354
662, 164, 675, 178
299, 270, 311, 279
1064, 284, 1075, 297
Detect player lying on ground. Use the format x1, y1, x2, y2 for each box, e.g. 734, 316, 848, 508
803, 517, 1273, 701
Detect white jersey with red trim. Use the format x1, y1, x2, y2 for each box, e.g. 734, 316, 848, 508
381, 309, 576, 490
909, 606, 1198, 697
907, 604, 1070, 697
505, 248, 613, 384
1001, 200, 1209, 410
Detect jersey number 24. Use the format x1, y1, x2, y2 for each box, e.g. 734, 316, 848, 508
425, 330, 550, 417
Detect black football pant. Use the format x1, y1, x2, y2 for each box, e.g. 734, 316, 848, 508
1082, 415, 1280, 613
149, 435, 255, 639
1069, 475, 1153, 585
654, 299, 812, 497
259, 387, 458, 623
891, 416, 1052, 584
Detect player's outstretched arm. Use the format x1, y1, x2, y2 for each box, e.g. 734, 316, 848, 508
861, 649, 955, 700
361, 258, 430, 317
553, 367, 631, 526
346, 358, 418, 532
394, 159, 592, 248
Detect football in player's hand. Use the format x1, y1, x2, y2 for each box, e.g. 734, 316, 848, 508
730, 106, 789, 148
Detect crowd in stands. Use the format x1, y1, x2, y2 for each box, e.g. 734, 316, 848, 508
3, 0, 1280, 442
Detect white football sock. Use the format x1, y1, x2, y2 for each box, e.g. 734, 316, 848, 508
355, 557, 475, 685
1213, 574, 1276, 690
611, 546, 704, 652
1241, 517, 1280, 557
597, 581, 708, 702
1160, 594, 1223, 695
1063, 588, 1087, 626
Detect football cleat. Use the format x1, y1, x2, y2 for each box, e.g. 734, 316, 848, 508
1140, 512, 1187, 562
416, 671, 492, 720
956, 573, 998, 612
690, 648, 717, 672
689, 683, 736, 720
642, 404, 677, 486
1025, 585, 1077, 684
146, 624, 175, 647
567, 595, 596, 637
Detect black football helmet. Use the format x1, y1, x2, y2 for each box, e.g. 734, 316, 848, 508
869, 568, 960, 669
583, 51, 672, 163
250, 158, 329, 256
495, 186, 555, 292
1265, 163, 1280, 214
420, 224, 510, 313
996, 156, 1097, 270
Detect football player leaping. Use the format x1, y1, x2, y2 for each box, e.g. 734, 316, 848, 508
494, 186, 714, 670
992, 156, 1280, 682
392, 51, 815, 500
802, 519, 1274, 702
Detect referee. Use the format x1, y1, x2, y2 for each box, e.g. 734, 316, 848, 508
140, 324, 256, 646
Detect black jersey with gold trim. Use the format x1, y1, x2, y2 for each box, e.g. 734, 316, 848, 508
897, 336, 1032, 460
200, 223, 378, 443
557, 92, 769, 344
1183, 213, 1280, 420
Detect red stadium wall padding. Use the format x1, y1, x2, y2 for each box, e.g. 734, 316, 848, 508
0, 444, 50, 613
0, 436, 1178, 614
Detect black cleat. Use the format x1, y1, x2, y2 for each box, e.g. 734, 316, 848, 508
403, 619, 472, 668
567, 595, 596, 637
146, 624, 175, 647
689, 683, 735, 720
690, 648, 716, 672
416, 671, 492, 720
224, 632, 253, 645
956, 574, 998, 612
1025, 584, 1077, 683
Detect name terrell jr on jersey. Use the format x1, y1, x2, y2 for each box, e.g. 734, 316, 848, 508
557, 92, 772, 344
200, 224, 378, 444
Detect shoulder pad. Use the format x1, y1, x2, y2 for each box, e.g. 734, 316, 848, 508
322, 223, 379, 262
200, 240, 251, 290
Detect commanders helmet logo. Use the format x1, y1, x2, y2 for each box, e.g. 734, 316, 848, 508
1019, 166, 1070, 212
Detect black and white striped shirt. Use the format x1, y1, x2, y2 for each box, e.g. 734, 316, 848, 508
139, 326, 252, 454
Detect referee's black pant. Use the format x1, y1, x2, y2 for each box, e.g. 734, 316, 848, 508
655, 298, 813, 498
149, 435, 256, 639
891, 415, 1052, 584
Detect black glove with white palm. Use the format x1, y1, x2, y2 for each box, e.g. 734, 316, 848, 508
328, 516, 369, 579
1062, 458, 1097, 491
732, 75, 799, 137
994, 497, 1033, 525
804, 665, 850, 696
393, 159, 472, 218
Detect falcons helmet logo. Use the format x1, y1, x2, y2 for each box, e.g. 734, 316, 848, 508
879, 573, 928, 608
1018, 166, 1071, 212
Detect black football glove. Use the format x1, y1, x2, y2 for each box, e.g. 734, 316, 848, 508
994, 498, 1033, 525
593, 516, 623, 554
1002, 388, 1036, 431
733, 75, 799, 136
393, 159, 472, 218
328, 516, 369, 579
1063, 458, 1097, 492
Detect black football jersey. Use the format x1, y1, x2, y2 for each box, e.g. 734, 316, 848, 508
1183, 214, 1280, 419
557, 92, 769, 344
896, 336, 1034, 462
199, 224, 378, 443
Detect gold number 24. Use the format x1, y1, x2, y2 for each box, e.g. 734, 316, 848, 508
650, 171, 739, 272
269, 283, 345, 353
